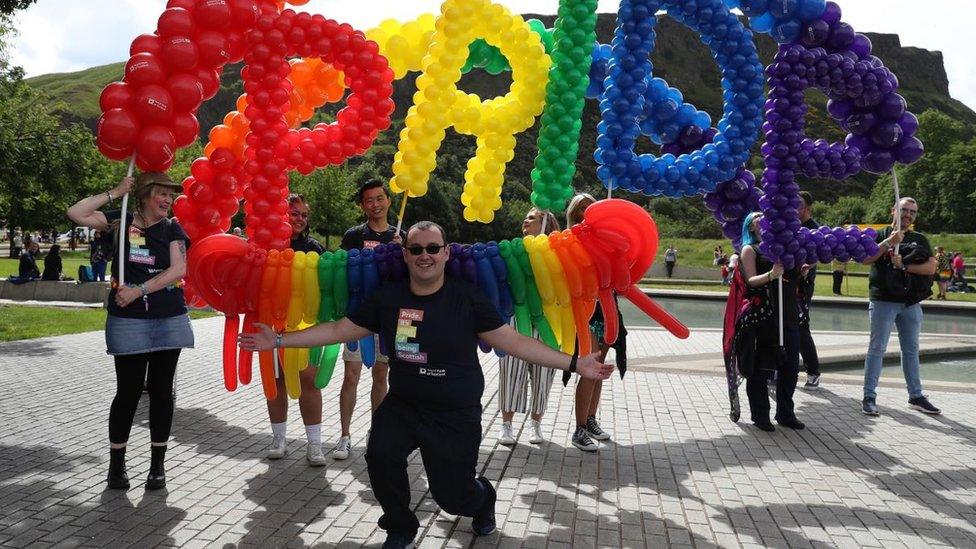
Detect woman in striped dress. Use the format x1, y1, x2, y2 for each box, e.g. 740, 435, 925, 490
497, 208, 561, 445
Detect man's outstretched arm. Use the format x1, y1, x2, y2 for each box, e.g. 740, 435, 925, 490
479, 324, 614, 380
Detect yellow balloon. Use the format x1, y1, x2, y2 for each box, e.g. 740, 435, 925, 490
303, 251, 320, 324
390, 0, 550, 223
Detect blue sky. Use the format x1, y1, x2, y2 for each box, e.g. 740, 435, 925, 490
10, 0, 976, 111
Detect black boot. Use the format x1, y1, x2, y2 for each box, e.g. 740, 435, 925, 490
107, 447, 130, 490
146, 445, 167, 490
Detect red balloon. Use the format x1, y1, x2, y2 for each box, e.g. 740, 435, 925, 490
130, 33, 162, 57
196, 0, 232, 30
97, 139, 133, 161
99, 81, 134, 111
165, 73, 204, 112
210, 148, 236, 170
158, 7, 195, 38
171, 111, 200, 147
172, 193, 195, 221
124, 52, 167, 87
196, 30, 230, 68
229, 0, 258, 29
166, 0, 196, 11
161, 35, 199, 72
135, 126, 177, 171
134, 84, 174, 125
186, 178, 215, 203
195, 66, 221, 100
97, 108, 141, 149
225, 30, 246, 63
190, 157, 216, 183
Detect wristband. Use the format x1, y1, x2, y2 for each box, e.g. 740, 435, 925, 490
274, 332, 283, 349
767, 272, 773, 282
139, 283, 148, 297
106, 190, 114, 203
568, 350, 578, 374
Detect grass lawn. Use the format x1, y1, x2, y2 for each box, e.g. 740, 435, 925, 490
646, 275, 976, 302
1, 250, 92, 279
0, 306, 216, 342
655, 235, 976, 273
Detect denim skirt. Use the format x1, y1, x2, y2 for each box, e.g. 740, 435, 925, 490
105, 314, 195, 355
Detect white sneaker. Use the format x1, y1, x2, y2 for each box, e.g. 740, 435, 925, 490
306, 443, 327, 467
498, 422, 515, 446
528, 420, 545, 444
267, 434, 287, 459
333, 436, 351, 460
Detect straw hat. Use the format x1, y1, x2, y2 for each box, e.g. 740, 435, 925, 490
134, 172, 182, 194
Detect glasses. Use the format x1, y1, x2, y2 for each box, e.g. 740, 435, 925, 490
406, 244, 446, 256
899, 208, 918, 216
288, 210, 309, 219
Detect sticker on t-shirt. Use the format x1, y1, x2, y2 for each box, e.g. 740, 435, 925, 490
363, 240, 381, 249
129, 247, 155, 265
395, 308, 427, 363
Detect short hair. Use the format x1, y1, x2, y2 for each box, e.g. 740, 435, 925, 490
566, 193, 596, 226
894, 196, 917, 208
799, 191, 813, 208
355, 179, 389, 204
407, 221, 447, 245
740, 211, 762, 248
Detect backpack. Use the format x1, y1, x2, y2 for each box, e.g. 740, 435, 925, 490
78, 265, 94, 283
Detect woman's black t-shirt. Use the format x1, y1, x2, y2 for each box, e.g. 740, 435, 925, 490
291, 235, 325, 254
347, 278, 505, 417
104, 210, 188, 319
750, 245, 800, 328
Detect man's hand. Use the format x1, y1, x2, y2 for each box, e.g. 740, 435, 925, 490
238, 322, 276, 351
771, 262, 785, 279
576, 352, 614, 380
887, 229, 905, 247
891, 253, 904, 269
800, 264, 813, 278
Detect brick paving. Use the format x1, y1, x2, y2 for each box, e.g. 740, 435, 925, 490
2, 316, 976, 548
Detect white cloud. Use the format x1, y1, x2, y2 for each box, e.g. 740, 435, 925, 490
9, 0, 976, 111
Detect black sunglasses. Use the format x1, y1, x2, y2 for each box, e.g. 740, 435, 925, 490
406, 244, 446, 256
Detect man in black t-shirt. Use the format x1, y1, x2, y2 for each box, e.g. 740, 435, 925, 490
797, 191, 822, 389
860, 197, 940, 417
334, 179, 407, 461
239, 221, 612, 549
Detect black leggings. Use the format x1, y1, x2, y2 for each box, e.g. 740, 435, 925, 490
109, 350, 180, 444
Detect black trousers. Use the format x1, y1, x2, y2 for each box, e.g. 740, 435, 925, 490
665, 261, 675, 278
109, 350, 180, 444
799, 323, 820, 376
832, 271, 844, 294
365, 395, 489, 538
746, 326, 800, 423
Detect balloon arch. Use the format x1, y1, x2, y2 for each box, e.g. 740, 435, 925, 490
97, 0, 922, 398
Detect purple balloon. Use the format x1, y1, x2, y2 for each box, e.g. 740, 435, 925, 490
862, 150, 895, 174
878, 93, 906, 120
801, 19, 831, 46
850, 33, 872, 58
826, 99, 853, 119
895, 136, 924, 164
897, 112, 919, 136
871, 122, 904, 148
828, 23, 855, 50
847, 112, 877, 135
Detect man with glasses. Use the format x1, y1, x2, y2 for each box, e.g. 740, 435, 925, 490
860, 197, 940, 416
797, 191, 822, 389
239, 220, 613, 548
334, 179, 406, 461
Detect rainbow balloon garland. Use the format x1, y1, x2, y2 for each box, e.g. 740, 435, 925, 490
97, 0, 923, 397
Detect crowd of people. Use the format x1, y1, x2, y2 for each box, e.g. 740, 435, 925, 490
54, 168, 970, 549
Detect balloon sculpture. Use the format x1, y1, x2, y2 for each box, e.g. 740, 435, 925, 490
187, 199, 688, 398
97, 0, 923, 397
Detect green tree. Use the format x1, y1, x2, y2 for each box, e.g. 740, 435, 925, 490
816, 196, 868, 227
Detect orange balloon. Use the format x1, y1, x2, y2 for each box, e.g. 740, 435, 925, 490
208, 124, 237, 150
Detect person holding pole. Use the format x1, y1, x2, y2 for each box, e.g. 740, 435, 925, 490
265, 193, 328, 465
738, 212, 806, 432
67, 170, 194, 490
333, 179, 405, 461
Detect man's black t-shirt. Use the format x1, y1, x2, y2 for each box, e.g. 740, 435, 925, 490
869, 227, 933, 304
340, 222, 405, 251
800, 217, 819, 297
291, 235, 325, 254
105, 210, 189, 319
347, 278, 505, 415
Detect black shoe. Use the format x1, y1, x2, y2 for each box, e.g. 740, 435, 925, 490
908, 396, 941, 415
862, 397, 880, 416
145, 445, 166, 490
107, 447, 130, 490
471, 476, 496, 536
777, 417, 805, 430
753, 421, 775, 432
381, 532, 415, 549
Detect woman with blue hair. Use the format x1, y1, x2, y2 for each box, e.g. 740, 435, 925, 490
724, 211, 806, 432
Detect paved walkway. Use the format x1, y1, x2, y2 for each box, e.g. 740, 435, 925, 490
2, 317, 976, 548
